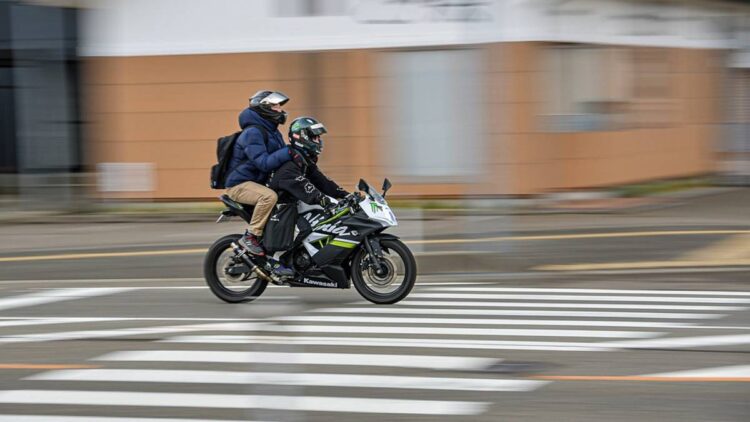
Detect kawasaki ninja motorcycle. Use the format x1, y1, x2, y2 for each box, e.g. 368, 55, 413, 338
204, 179, 417, 304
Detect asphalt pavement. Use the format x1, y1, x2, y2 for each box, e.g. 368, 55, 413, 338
0, 188, 748, 420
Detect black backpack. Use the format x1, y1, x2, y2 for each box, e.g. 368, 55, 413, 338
210, 125, 267, 189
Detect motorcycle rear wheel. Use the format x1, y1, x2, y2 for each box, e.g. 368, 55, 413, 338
203, 234, 268, 303
351, 238, 417, 304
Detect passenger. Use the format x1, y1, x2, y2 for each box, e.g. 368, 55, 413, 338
224, 90, 291, 256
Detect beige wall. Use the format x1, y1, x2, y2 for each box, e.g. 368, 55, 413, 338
85, 43, 723, 199
485, 43, 722, 195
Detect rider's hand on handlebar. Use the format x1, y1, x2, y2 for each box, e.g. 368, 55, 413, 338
345, 191, 363, 205
320, 196, 338, 215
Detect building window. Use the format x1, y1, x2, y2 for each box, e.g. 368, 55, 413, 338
381, 49, 482, 180
542, 45, 631, 132
542, 44, 677, 131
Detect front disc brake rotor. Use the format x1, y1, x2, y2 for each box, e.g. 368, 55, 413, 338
366, 258, 396, 286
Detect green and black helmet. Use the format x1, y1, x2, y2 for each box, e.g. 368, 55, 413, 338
288, 116, 327, 157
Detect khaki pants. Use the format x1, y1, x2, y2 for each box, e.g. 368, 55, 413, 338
226, 181, 278, 237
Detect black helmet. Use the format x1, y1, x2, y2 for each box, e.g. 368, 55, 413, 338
289, 116, 327, 157
249, 90, 289, 125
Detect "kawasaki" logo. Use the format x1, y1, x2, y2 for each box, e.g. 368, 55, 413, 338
301, 278, 336, 287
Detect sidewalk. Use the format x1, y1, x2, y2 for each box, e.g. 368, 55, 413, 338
0, 187, 746, 225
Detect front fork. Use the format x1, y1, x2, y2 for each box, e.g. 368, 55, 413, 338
363, 236, 387, 277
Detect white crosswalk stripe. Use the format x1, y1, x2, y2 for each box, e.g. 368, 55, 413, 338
372, 301, 747, 310
27, 368, 549, 392
275, 315, 696, 328
0, 390, 488, 416
643, 365, 750, 378
408, 293, 750, 303
1, 284, 748, 420
252, 324, 661, 338
422, 287, 750, 296
309, 307, 727, 319
162, 334, 613, 351
0, 417, 259, 422
95, 350, 501, 371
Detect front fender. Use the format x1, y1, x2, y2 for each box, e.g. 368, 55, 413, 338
373, 233, 400, 241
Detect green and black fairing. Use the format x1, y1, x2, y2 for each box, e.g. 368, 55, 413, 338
283, 207, 393, 288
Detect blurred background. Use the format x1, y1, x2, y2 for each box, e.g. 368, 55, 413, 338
0, 0, 748, 212
1, 2, 750, 421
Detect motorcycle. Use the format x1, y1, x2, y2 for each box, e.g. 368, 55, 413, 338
204, 178, 417, 304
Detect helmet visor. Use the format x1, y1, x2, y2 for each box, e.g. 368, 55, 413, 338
260, 91, 289, 106
309, 122, 327, 136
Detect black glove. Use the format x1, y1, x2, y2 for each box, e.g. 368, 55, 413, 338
320, 196, 337, 215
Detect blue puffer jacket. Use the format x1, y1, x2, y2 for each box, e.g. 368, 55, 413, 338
225, 108, 290, 188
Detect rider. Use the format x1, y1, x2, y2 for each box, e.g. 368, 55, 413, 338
268, 116, 349, 210
225, 90, 292, 257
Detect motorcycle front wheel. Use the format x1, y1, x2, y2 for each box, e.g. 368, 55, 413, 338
351, 238, 417, 305
203, 234, 268, 303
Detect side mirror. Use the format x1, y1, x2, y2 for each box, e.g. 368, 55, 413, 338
382, 178, 392, 197
358, 178, 368, 192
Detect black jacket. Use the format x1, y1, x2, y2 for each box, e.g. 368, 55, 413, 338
268, 156, 348, 205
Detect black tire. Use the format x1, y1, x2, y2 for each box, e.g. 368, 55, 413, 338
351, 238, 417, 304
203, 234, 268, 303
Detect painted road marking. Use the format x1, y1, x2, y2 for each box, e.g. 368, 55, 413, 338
0, 364, 98, 370
681, 234, 750, 262
0, 322, 263, 344
422, 287, 750, 296
644, 365, 750, 378
0, 249, 207, 263
275, 315, 695, 329
310, 307, 724, 319
252, 324, 659, 338
0, 417, 256, 422
408, 229, 750, 245
160, 335, 612, 351
0, 288, 136, 311
604, 334, 750, 349
0, 278, 204, 285
96, 350, 500, 371
380, 301, 748, 311
2, 229, 749, 263
407, 293, 750, 303
149, 333, 750, 353
537, 259, 750, 271
0, 316, 261, 323
530, 375, 750, 382
0, 390, 487, 416
27, 368, 548, 392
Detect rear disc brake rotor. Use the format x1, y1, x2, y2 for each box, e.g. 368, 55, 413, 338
218, 252, 250, 283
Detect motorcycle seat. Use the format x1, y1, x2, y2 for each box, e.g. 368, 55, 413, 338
219, 194, 255, 223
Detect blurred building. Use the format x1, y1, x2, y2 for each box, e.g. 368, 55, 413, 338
3, 0, 750, 202
0, 0, 83, 208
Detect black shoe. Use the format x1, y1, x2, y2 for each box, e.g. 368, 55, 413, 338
267, 260, 294, 278
239, 231, 265, 256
